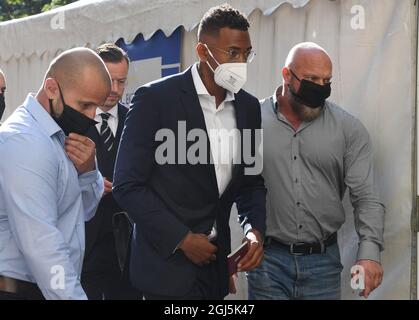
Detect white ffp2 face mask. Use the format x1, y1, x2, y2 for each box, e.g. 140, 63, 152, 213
205, 46, 247, 94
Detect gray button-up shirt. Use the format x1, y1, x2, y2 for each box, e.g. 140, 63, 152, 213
261, 90, 385, 262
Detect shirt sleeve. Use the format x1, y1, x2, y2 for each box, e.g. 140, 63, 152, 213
235, 97, 267, 238
78, 158, 104, 222
343, 117, 385, 263
0, 134, 87, 299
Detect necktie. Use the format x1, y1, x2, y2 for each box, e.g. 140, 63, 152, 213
100, 113, 115, 152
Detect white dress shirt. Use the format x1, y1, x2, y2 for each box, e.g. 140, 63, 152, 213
95, 104, 119, 136
191, 63, 238, 196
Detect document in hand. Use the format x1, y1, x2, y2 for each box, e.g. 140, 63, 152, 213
227, 241, 249, 275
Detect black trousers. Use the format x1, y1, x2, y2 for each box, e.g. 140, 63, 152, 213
82, 232, 141, 300
144, 261, 224, 300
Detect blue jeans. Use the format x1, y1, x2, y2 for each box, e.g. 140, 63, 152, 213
247, 240, 343, 300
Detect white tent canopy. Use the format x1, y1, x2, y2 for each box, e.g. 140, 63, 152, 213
0, 0, 309, 61
0, 0, 416, 300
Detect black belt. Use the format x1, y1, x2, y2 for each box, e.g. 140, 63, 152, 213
0, 276, 44, 300
265, 233, 337, 255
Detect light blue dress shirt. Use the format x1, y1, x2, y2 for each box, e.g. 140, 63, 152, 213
0, 94, 104, 299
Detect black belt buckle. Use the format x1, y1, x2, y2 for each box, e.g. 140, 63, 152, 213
289, 242, 325, 255
289, 243, 309, 255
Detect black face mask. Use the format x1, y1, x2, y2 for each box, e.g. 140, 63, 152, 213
0, 93, 5, 120
288, 69, 331, 109
49, 84, 97, 136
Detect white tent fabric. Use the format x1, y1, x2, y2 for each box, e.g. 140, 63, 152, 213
0, 0, 309, 61
0, 0, 415, 300
0, 0, 309, 121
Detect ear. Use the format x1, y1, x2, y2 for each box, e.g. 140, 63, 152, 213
196, 42, 209, 63
44, 78, 60, 100
282, 67, 291, 85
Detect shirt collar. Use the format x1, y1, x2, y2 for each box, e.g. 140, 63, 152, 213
191, 63, 235, 102
272, 86, 286, 121
23, 94, 63, 138
96, 104, 118, 119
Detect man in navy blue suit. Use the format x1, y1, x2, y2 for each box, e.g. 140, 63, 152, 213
113, 4, 267, 300
81, 44, 140, 300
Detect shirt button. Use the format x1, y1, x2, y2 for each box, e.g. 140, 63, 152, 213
293, 134, 297, 138
297, 202, 301, 207
299, 225, 303, 230
295, 178, 298, 183
294, 156, 297, 160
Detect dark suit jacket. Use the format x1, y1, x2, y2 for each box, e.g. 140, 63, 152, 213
113, 67, 267, 297
84, 103, 128, 261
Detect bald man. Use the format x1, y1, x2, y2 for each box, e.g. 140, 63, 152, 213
247, 42, 385, 300
0, 48, 111, 300
0, 70, 6, 121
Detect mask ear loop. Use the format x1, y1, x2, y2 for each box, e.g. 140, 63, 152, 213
203, 44, 220, 73
288, 68, 311, 104
56, 82, 67, 109
48, 80, 66, 118
48, 99, 57, 118
289, 69, 302, 82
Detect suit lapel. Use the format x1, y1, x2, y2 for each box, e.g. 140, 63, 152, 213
233, 92, 247, 173
115, 103, 127, 144
179, 67, 219, 197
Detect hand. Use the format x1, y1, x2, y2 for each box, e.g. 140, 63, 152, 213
103, 177, 112, 196
351, 259, 383, 299
237, 229, 264, 272
65, 133, 96, 174
179, 233, 217, 267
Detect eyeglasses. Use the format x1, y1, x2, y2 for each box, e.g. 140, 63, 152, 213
208, 46, 256, 63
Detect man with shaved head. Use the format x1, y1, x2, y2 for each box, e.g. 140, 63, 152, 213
0, 47, 111, 299
247, 42, 385, 300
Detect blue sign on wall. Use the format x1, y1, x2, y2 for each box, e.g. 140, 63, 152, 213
116, 28, 182, 105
